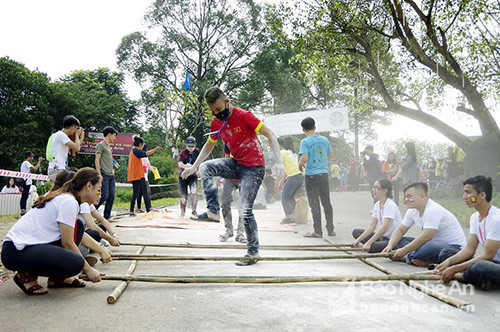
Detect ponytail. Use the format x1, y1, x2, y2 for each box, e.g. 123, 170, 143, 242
33, 167, 101, 208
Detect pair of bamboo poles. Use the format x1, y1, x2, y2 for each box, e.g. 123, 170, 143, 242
101, 242, 448, 305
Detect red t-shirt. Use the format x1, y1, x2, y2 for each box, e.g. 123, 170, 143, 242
208, 107, 265, 166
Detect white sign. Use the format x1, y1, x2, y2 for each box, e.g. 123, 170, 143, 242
263, 108, 349, 137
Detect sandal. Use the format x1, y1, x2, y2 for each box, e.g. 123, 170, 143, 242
190, 212, 219, 223
235, 235, 247, 244
13, 272, 47, 296
303, 232, 322, 238
235, 254, 260, 266
47, 277, 86, 288
219, 232, 233, 242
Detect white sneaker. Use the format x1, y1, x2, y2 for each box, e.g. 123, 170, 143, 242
100, 239, 110, 247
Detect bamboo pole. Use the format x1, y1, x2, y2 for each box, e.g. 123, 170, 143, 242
81, 274, 441, 284
120, 242, 355, 250
324, 239, 472, 309
107, 246, 145, 304
110, 252, 393, 261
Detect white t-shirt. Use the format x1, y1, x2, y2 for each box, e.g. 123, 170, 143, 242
4, 194, 79, 250
1, 186, 20, 193
48, 131, 71, 170
20, 160, 33, 185
372, 198, 401, 238
78, 202, 96, 227
402, 199, 467, 248
469, 206, 500, 263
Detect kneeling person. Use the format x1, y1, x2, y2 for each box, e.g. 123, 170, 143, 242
383, 182, 466, 266
436, 176, 500, 290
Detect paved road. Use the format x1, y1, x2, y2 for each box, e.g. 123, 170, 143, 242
0, 191, 498, 331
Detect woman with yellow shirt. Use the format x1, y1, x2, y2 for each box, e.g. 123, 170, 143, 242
276, 137, 304, 225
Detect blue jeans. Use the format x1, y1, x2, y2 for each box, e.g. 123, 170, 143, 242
463, 260, 500, 287
281, 173, 304, 219
200, 158, 264, 255
221, 179, 244, 237
406, 240, 462, 265
95, 174, 115, 219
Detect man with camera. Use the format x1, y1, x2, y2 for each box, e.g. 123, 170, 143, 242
47, 115, 84, 182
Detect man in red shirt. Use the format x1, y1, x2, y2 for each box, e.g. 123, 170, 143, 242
181, 87, 284, 266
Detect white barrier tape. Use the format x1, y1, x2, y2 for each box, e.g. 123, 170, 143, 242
0, 169, 50, 181
115, 182, 177, 188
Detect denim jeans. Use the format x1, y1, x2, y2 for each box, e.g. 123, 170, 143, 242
95, 173, 115, 219
351, 228, 413, 253
463, 260, 500, 287
281, 173, 304, 219
305, 173, 334, 235
200, 158, 264, 255
406, 240, 462, 264
221, 179, 244, 237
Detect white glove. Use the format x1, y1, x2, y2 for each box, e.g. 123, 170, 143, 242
181, 166, 197, 179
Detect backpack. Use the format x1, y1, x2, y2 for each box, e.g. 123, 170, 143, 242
45, 133, 55, 161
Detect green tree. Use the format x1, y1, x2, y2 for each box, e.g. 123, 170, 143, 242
0, 57, 59, 171
274, 0, 500, 151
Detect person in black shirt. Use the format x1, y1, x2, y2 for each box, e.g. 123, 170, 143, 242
178, 137, 200, 218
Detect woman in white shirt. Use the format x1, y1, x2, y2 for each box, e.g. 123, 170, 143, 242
1, 178, 20, 193
1, 167, 110, 296
351, 179, 411, 253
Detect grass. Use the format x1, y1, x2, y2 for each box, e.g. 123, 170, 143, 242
113, 197, 179, 210
432, 194, 500, 228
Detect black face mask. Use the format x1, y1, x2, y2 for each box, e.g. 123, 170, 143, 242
214, 104, 230, 121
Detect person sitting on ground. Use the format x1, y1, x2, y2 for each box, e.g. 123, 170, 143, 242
435, 176, 500, 290
2, 178, 20, 193
1, 168, 110, 296
351, 179, 410, 253
382, 182, 466, 266
298, 117, 335, 238
276, 136, 304, 226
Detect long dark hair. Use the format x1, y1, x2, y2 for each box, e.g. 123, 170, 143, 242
405, 142, 417, 162
52, 170, 76, 191
378, 179, 393, 199
33, 167, 100, 208
7, 178, 15, 188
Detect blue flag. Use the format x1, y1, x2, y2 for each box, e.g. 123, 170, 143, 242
183, 70, 191, 91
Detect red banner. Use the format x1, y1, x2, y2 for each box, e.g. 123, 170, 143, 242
79, 132, 137, 157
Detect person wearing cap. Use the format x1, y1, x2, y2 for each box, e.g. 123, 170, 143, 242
20, 151, 44, 215
177, 136, 200, 218
181, 87, 285, 266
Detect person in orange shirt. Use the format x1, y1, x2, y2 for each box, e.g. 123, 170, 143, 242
127, 137, 161, 217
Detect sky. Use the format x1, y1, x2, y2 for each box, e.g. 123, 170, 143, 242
1, 0, 495, 153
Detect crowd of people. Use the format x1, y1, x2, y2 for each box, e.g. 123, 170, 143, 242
1, 86, 498, 297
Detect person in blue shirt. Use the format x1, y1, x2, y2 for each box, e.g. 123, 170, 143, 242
298, 117, 335, 237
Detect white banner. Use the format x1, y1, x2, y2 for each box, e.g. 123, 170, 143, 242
264, 108, 349, 137
0, 169, 50, 181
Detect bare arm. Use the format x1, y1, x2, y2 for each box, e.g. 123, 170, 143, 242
383, 224, 410, 252
259, 125, 282, 165
82, 213, 118, 246
80, 233, 112, 263
181, 140, 216, 179
352, 218, 378, 246
298, 154, 308, 173
392, 228, 437, 260
59, 223, 101, 282
90, 209, 119, 241
365, 218, 392, 246
95, 153, 102, 175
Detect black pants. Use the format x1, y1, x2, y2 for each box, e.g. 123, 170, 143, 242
305, 173, 334, 235
131, 178, 151, 213
1, 220, 85, 278
352, 228, 390, 253
20, 183, 30, 211
136, 180, 151, 210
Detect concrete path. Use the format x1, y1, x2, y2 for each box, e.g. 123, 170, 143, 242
0, 191, 498, 331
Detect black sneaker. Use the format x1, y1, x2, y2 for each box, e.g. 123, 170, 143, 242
328, 231, 336, 237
